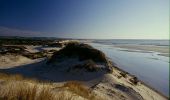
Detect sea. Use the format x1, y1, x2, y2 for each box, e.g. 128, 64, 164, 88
93, 39, 169, 46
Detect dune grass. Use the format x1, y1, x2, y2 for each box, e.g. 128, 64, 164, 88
0, 83, 56, 100
0, 73, 54, 100
0, 73, 101, 100
48, 42, 112, 72
63, 81, 90, 98
48, 42, 108, 63
0, 73, 38, 83
62, 81, 103, 100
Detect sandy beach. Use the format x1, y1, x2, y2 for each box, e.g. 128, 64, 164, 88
0, 42, 168, 100
114, 44, 169, 57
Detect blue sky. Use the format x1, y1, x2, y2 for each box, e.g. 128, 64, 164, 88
0, 0, 169, 39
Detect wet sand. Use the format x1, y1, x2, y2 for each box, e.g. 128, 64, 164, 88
114, 44, 169, 57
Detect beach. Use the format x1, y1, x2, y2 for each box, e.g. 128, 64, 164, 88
0, 40, 168, 100
0, 0, 168, 99
87, 41, 169, 97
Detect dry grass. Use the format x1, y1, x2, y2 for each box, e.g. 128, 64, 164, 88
0, 79, 55, 100
55, 92, 70, 100
0, 73, 102, 100
62, 81, 103, 100
0, 73, 55, 100
0, 73, 24, 80
0, 73, 38, 83
0, 82, 80, 100
63, 81, 90, 97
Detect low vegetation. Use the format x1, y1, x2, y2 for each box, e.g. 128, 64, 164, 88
129, 76, 139, 85
0, 37, 54, 46
62, 81, 99, 100
119, 72, 127, 78
69, 60, 100, 72
0, 73, 101, 100
47, 42, 113, 73
23, 51, 46, 59
0, 45, 55, 60
49, 42, 108, 63
0, 83, 55, 100
0, 46, 25, 54
0, 73, 38, 83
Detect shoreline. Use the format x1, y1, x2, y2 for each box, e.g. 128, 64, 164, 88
113, 44, 169, 57
0, 42, 168, 99
111, 61, 169, 99
86, 42, 169, 98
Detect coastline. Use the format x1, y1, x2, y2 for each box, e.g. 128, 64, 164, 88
0, 41, 168, 100
86, 42, 169, 98
111, 62, 169, 99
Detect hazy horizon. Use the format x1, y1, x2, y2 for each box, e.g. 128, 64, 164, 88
0, 33, 169, 40
0, 0, 169, 39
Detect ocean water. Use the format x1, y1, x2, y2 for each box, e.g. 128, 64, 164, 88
93, 39, 169, 46
87, 40, 169, 97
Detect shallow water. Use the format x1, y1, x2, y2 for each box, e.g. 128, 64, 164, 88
88, 43, 169, 97
93, 39, 169, 46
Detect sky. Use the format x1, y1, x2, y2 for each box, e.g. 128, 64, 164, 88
0, 0, 169, 39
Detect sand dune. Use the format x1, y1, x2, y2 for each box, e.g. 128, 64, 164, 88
0, 42, 168, 100
0, 54, 33, 69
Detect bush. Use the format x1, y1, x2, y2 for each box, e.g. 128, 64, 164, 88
129, 76, 139, 85
71, 60, 100, 72
48, 42, 107, 64
23, 52, 46, 59
119, 72, 127, 78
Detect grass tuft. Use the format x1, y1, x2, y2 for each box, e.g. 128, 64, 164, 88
63, 81, 102, 100
0, 73, 102, 100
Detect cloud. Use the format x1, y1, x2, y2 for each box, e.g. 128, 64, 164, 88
0, 26, 44, 37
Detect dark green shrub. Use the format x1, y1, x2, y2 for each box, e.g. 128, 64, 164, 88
120, 72, 127, 78
129, 76, 139, 85
48, 42, 107, 64
71, 60, 99, 72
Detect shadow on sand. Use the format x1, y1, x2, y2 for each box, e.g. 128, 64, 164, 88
0, 58, 106, 83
